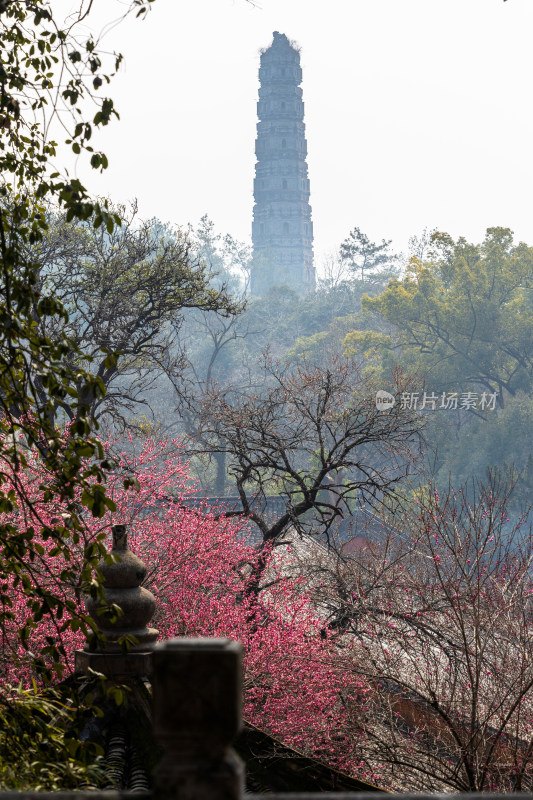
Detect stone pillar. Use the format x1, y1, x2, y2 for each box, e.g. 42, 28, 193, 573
75, 524, 158, 678
152, 638, 244, 800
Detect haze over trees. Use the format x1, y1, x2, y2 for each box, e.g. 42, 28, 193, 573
171, 221, 532, 522
344, 227, 533, 511
34, 203, 237, 429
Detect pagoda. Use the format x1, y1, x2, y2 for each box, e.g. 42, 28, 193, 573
251, 32, 315, 296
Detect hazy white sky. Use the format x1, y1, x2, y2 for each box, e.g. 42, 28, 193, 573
73, 0, 533, 271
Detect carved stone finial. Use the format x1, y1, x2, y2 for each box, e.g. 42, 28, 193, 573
112, 523, 128, 552
98, 524, 148, 591
75, 524, 158, 677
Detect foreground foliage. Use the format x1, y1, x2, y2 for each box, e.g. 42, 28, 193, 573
0, 684, 106, 791
0, 0, 164, 675
0, 0, 155, 786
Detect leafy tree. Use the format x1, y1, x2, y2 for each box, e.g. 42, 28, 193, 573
255, 244, 401, 369
357, 227, 533, 407
426, 390, 533, 510
243, 285, 305, 357
347, 228, 533, 509
286, 314, 362, 365
241, 276, 386, 365
188, 213, 252, 294
0, 685, 106, 790
339, 227, 400, 284
408, 226, 437, 260
0, 0, 157, 783
34, 202, 238, 429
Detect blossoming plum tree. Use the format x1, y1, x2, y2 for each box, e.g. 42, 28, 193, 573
2, 436, 375, 783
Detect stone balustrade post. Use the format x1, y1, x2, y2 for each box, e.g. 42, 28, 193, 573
152, 638, 244, 800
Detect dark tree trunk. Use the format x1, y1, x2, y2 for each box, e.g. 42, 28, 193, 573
214, 449, 226, 495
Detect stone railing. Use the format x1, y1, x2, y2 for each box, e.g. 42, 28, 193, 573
0, 637, 530, 800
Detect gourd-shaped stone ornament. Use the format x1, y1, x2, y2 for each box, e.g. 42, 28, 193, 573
85, 524, 158, 652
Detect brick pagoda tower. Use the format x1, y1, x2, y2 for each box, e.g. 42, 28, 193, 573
251, 32, 315, 296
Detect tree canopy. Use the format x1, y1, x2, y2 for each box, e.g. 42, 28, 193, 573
34, 203, 239, 428
354, 227, 533, 407
339, 226, 399, 284
343, 228, 533, 510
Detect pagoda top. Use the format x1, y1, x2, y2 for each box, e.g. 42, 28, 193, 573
272, 31, 289, 45
261, 31, 301, 57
